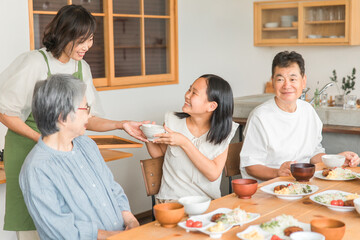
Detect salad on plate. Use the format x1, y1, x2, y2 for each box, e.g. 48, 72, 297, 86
310, 190, 358, 211
314, 167, 358, 180
237, 215, 309, 240
260, 181, 318, 200
178, 207, 260, 238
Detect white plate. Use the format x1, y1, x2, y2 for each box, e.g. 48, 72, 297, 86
310, 190, 355, 212
260, 181, 319, 200
177, 217, 212, 232
314, 170, 358, 181
237, 222, 310, 240
178, 208, 260, 238
198, 222, 233, 239
236, 225, 272, 240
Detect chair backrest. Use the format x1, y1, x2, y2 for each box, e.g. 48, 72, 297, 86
140, 156, 164, 196
224, 142, 243, 177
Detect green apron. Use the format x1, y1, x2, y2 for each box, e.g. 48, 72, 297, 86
4, 50, 83, 230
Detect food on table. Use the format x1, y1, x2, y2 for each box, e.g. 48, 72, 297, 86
273, 185, 287, 192
344, 199, 354, 206
314, 192, 359, 206
322, 167, 357, 180
240, 229, 264, 240
260, 215, 302, 236
215, 207, 252, 224
185, 219, 202, 228
270, 235, 282, 240
211, 213, 225, 222
283, 226, 303, 236
273, 183, 312, 195
322, 168, 331, 177
207, 221, 225, 232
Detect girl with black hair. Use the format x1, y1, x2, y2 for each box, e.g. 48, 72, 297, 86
145, 74, 238, 202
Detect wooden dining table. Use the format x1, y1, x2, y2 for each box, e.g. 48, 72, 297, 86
108, 163, 360, 240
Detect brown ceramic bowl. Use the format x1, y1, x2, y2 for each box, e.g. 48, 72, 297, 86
290, 163, 315, 182
311, 218, 345, 240
232, 179, 258, 199
153, 202, 184, 228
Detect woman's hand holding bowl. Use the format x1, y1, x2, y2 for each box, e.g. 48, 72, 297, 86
153, 125, 188, 147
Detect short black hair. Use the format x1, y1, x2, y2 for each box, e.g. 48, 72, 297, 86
272, 51, 305, 77
175, 74, 234, 145
42, 5, 96, 59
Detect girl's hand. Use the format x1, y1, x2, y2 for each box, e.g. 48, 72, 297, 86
153, 125, 188, 147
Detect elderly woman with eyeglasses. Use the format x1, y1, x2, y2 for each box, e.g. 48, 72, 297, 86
19, 74, 139, 240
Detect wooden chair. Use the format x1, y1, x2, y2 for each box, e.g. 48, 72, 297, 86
140, 156, 164, 220
224, 142, 243, 193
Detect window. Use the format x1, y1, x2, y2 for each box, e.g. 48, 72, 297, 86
28, 0, 178, 90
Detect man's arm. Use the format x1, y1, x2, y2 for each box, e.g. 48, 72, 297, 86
245, 161, 295, 181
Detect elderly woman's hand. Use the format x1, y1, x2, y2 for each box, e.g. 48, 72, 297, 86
122, 211, 140, 230
123, 120, 151, 142
277, 161, 295, 177
339, 151, 360, 167
152, 125, 188, 147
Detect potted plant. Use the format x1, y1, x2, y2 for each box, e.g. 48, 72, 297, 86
330, 67, 356, 106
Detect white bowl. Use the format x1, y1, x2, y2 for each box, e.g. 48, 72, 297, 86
354, 198, 360, 215
290, 231, 325, 240
321, 154, 345, 168
264, 22, 279, 28
178, 196, 211, 216
140, 124, 165, 141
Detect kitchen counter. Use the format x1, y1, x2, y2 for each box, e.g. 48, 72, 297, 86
234, 93, 360, 128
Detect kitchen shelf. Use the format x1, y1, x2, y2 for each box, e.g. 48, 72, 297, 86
262, 27, 298, 31
254, 0, 360, 46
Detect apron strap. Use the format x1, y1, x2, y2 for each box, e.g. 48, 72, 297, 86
38, 50, 52, 77
77, 61, 83, 81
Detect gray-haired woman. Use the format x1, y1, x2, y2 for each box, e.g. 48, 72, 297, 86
19, 74, 139, 240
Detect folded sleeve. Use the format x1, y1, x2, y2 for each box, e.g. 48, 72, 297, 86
81, 61, 104, 117
20, 167, 98, 240
240, 114, 269, 168
0, 51, 46, 120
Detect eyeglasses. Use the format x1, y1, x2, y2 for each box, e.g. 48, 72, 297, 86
78, 104, 91, 114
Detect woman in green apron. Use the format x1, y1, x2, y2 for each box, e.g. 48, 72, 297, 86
0, 5, 147, 239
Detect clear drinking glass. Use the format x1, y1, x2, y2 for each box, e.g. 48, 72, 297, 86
321, 92, 328, 107
343, 95, 357, 110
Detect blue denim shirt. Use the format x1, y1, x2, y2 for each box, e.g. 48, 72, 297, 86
20, 135, 131, 240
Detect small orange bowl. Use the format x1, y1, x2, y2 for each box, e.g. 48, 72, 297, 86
291, 163, 315, 182
153, 203, 184, 228
232, 179, 258, 199
310, 218, 345, 240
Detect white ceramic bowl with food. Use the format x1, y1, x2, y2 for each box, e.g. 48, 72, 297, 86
354, 198, 360, 215
178, 196, 211, 216
321, 154, 345, 168
140, 124, 165, 141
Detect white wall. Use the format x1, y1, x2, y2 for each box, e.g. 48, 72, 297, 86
1, 0, 360, 238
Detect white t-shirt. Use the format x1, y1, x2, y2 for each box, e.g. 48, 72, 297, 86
156, 112, 239, 200
0, 48, 104, 121
240, 98, 325, 181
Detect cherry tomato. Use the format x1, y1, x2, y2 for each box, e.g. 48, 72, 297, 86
337, 199, 344, 206
331, 200, 339, 206
185, 219, 194, 227
192, 221, 203, 228
271, 235, 283, 240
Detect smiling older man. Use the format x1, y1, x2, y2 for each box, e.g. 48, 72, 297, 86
240, 51, 360, 182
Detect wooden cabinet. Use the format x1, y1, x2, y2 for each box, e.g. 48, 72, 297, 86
29, 0, 178, 91
254, 0, 360, 46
